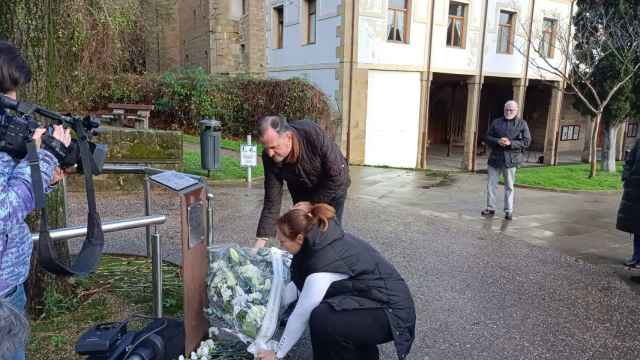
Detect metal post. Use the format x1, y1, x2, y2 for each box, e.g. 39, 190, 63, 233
247, 134, 252, 186
151, 231, 163, 318
144, 177, 152, 257
206, 192, 214, 263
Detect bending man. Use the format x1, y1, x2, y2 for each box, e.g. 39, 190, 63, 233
254, 116, 350, 247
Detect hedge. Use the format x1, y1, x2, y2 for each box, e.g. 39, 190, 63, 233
82, 68, 333, 138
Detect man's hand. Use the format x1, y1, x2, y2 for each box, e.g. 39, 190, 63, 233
254, 237, 268, 249
257, 350, 278, 360
499, 137, 511, 146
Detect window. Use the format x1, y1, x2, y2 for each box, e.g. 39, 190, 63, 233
497, 10, 516, 54
306, 0, 317, 44
560, 125, 580, 141
387, 0, 409, 43
273, 6, 284, 49
447, 2, 467, 48
627, 122, 638, 138
541, 18, 556, 58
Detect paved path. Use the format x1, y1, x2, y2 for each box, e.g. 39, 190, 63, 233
66, 166, 640, 359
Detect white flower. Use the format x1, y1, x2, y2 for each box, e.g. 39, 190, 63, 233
190, 351, 198, 359
179, 356, 185, 360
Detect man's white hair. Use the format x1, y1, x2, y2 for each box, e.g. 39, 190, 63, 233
0, 298, 29, 359
504, 100, 519, 108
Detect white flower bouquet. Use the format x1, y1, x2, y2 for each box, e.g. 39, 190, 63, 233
205, 245, 290, 354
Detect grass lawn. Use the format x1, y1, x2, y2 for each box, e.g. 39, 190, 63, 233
183, 134, 263, 154
183, 150, 264, 181
515, 162, 624, 191
28, 256, 251, 359
28, 256, 184, 359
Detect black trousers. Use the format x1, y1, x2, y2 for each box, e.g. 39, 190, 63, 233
332, 191, 347, 224
309, 302, 393, 360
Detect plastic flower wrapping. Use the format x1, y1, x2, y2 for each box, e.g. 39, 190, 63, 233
205, 245, 291, 355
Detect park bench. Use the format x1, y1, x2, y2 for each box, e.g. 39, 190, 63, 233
102, 103, 154, 129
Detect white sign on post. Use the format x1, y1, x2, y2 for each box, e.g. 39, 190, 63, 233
240, 144, 257, 167
241, 134, 257, 186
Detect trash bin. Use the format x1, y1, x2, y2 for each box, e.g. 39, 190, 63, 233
200, 118, 222, 171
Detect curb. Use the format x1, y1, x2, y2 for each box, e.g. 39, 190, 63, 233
511, 182, 622, 194
206, 176, 265, 186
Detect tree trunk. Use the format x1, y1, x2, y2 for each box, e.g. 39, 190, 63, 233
589, 112, 602, 178
581, 117, 593, 163
601, 123, 619, 173
25, 182, 69, 315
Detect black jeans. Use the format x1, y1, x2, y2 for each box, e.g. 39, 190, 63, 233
309, 302, 393, 360
331, 191, 347, 225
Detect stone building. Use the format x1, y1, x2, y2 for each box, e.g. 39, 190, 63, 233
145, 0, 266, 75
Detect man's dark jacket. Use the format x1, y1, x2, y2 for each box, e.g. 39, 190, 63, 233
485, 116, 531, 168
291, 220, 416, 360
617, 139, 640, 235
256, 120, 350, 238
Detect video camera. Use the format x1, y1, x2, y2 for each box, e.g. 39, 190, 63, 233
0, 94, 108, 277
75, 318, 185, 360
0, 94, 107, 173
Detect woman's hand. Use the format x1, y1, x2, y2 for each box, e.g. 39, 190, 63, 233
256, 350, 278, 360
32, 128, 46, 149
51, 124, 71, 147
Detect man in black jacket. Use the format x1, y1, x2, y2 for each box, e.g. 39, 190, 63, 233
617, 138, 640, 268
254, 116, 350, 247
481, 100, 531, 220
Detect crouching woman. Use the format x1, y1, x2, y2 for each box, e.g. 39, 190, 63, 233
258, 203, 416, 360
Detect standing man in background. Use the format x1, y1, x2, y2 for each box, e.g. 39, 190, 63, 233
481, 100, 531, 220
254, 116, 350, 248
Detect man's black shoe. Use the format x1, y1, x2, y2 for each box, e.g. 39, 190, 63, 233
505, 213, 513, 221
481, 209, 495, 217
624, 259, 640, 268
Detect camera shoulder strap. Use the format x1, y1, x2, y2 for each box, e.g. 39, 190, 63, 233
32, 124, 104, 276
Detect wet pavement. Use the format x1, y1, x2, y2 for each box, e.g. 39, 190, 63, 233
66, 165, 640, 360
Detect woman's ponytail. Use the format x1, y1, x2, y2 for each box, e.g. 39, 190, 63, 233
276, 203, 337, 239
309, 203, 336, 231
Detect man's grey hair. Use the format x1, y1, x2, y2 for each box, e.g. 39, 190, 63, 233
256, 115, 293, 138
504, 100, 519, 108
0, 298, 29, 359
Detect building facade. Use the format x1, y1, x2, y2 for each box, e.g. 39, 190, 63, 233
146, 0, 266, 74
263, 0, 620, 170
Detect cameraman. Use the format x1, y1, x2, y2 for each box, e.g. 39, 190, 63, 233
0, 41, 71, 360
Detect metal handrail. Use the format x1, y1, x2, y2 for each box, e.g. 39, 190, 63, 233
31, 215, 167, 242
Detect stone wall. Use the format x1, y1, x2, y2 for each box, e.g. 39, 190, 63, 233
144, 0, 181, 72
66, 127, 183, 192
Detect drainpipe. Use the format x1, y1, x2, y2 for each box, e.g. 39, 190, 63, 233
420, 0, 437, 168
471, 0, 490, 172
346, 0, 357, 160
552, 0, 575, 165
522, 0, 536, 103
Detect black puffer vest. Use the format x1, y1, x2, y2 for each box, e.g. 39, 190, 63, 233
617, 139, 640, 234
291, 220, 416, 360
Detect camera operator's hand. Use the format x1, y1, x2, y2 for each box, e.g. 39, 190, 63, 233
51, 124, 71, 147
32, 128, 46, 149
50, 167, 65, 186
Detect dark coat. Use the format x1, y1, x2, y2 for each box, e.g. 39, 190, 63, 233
617, 139, 640, 234
486, 116, 531, 168
291, 220, 416, 360
256, 120, 350, 238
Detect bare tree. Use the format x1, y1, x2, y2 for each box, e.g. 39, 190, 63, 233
513, 1, 640, 177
